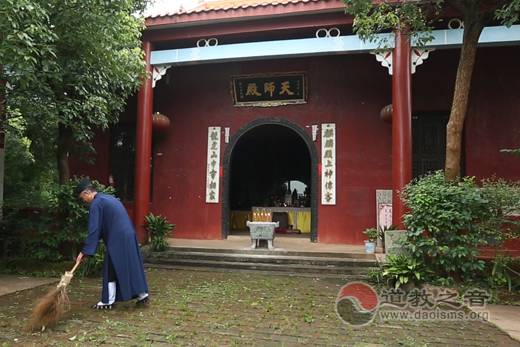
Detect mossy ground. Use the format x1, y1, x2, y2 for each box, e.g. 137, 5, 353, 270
0, 268, 517, 346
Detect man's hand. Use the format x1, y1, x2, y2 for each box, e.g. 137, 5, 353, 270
76, 252, 85, 264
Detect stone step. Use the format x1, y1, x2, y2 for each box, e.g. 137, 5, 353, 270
163, 246, 375, 260
145, 257, 377, 275
145, 263, 371, 280
150, 250, 377, 267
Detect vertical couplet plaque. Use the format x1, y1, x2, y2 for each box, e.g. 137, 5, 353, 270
205, 127, 221, 203
321, 123, 336, 205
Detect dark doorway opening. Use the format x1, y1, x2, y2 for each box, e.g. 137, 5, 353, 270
230, 125, 310, 210
222, 119, 318, 241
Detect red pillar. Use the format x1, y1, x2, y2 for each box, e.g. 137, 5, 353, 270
391, 30, 412, 227
134, 41, 153, 243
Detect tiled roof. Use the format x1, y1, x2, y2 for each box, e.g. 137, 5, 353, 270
146, 0, 325, 18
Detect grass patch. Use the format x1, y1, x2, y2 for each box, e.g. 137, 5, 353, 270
0, 258, 73, 277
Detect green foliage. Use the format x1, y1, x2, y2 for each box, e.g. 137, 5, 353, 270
495, 0, 520, 27
487, 256, 520, 292
480, 179, 520, 244
343, 0, 441, 47
343, 0, 520, 47
4, 117, 57, 208
0, 258, 71, 277
367, 266, 384, 285
1, 0, 61, 160
303, 313, 314, 324
37, 0, 147, 145
382, 254, 430, 288
401, 171, 520, 284
2, 0, 148, 176
75, 242, 106, 278
363, 227, 378, 241
1, 207, 60, 261
1, 177, 115, 262
145, 213, 174, 252
47, 178, 116, 258
0, 0, 57, 91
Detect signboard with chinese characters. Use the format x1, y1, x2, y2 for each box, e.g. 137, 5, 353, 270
321, 123, 336, 205
231, 72, 307, 107
205, 127, 221, 203
376, 190, 393, 232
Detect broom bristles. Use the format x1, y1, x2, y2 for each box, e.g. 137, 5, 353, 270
25, 273, 72, 332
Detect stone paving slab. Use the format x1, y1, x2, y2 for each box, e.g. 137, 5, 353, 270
473, 304, 520, 342
0, 268, 518, 346
0, 275, 57, 296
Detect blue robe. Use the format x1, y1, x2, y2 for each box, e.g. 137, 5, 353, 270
82, 193, 148, 303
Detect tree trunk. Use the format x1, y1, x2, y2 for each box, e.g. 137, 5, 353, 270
444, 6, 484, 181
57, 124, 72, 184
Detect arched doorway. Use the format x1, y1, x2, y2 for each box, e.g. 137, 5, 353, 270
222, 118, 318, 241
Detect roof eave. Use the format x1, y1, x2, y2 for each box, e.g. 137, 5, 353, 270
145, 1, 347, 30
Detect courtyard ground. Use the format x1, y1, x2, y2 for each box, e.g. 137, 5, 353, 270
0, 268, 518, 346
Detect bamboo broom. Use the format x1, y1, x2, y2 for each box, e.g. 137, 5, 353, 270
25, 260, 81, 332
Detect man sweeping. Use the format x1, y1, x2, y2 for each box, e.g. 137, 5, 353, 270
75, 178, 149, 309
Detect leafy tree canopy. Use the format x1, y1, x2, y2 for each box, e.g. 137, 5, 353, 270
344, 0, 441, 46
343, 0, 520, 40
2, 0, 148, 161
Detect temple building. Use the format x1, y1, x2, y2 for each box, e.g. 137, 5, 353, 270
72, 0, 520, 253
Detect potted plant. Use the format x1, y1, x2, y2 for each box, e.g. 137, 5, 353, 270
145, 213, 175, 252
363, 227, 378, 254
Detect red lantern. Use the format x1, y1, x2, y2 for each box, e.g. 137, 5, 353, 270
152, 112, 170, 131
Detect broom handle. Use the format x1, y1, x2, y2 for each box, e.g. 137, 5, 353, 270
70, 260, 82, 274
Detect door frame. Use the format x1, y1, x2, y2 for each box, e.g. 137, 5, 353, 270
221, 117, 319, 241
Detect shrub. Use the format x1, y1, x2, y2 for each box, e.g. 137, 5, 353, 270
401, 171, 520, 284
381, 254, 430, 288
488, 256, 520, 292
47, 177, 116, 259
1, 208, 58, 260
145, 213, 174, 252
2, 177, 115, 262
480, 178, 520, 244
367, 266, 384, 285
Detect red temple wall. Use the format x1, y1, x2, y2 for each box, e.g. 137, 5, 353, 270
152, 55, 393, 242
414, 46, 520, 252
71, 46, 520, 246
414, 46, 520, 181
